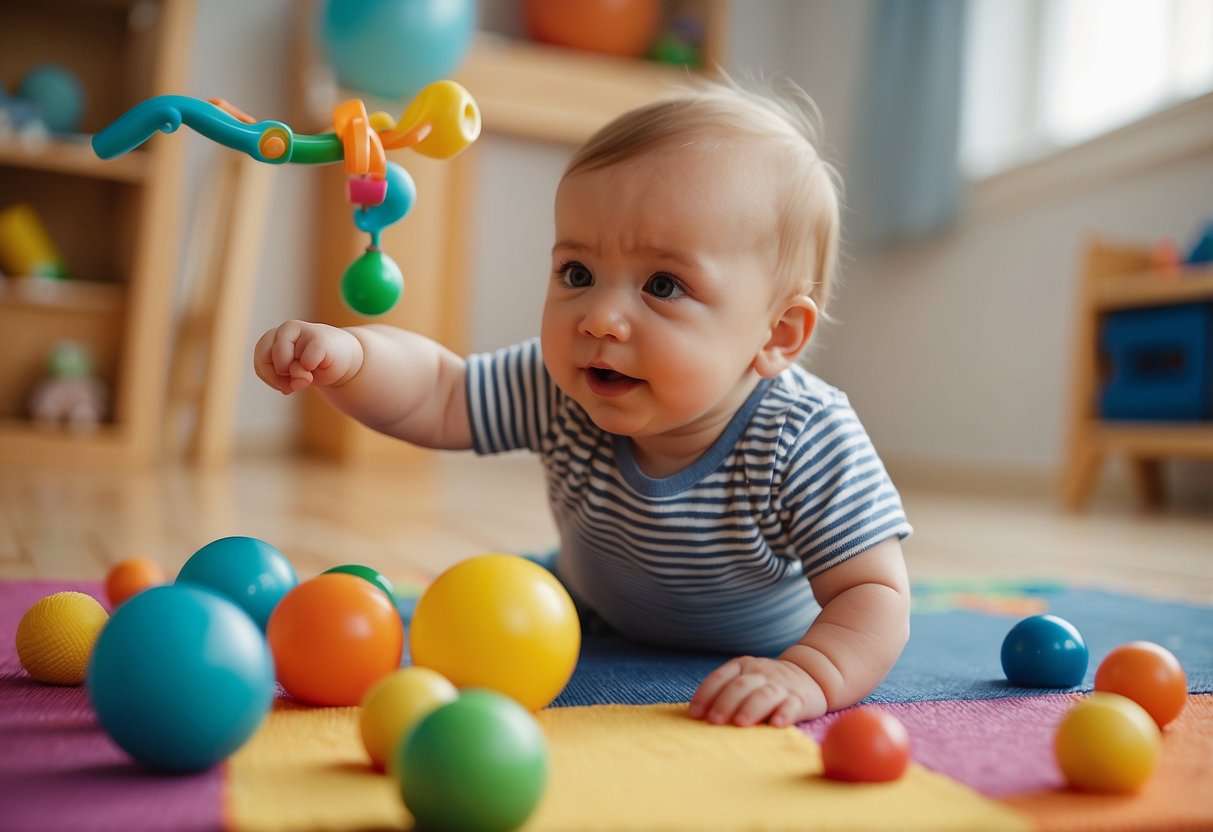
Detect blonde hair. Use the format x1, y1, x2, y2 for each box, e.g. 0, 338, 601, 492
562, 76, 842, 311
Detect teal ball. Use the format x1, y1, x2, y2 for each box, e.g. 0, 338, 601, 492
86, 585, 275, 772
176, 536, 297, 630
320, 0, 475, 101
19, 63, 85, 132
397, 689, 548, 832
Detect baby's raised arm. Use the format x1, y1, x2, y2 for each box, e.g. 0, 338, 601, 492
689, 538, 910, 726
253, 321, 472, 450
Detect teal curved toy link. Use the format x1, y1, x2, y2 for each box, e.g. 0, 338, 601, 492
92, 81, 482, 316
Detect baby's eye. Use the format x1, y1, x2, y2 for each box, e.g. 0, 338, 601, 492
644, 272, 686, 300
558, 262, 593, 288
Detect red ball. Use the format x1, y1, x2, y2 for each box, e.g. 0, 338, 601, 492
821, 707, 911, 783
267, 573, 403, 706
1094, 641, 1187, 729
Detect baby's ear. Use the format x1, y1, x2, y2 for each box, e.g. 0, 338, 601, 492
753, 296, 817, 378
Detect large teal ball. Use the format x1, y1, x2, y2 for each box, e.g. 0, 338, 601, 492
176, 536, 297, 630
397, 689, 548, 832
341, 249, 404, 316
320, 0, 476, 101
19, 63, 85, 133
86, 584, 275, 772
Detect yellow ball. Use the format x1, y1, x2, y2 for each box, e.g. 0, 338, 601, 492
410, 554, 580, 711
1055, 692, 1161, 793
15, 591, 110, 685
359, 667, 458, 772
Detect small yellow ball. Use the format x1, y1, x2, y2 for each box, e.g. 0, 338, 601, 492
359, 667, 459, 772
1055, 692, 1161, 793
15, 591, 110, 685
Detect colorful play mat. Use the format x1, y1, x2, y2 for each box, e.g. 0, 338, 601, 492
3, 578, 1211, 831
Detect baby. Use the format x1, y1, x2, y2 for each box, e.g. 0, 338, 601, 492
255, 77, 912, 727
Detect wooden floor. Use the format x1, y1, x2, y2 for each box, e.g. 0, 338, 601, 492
2, 452, 1211, 605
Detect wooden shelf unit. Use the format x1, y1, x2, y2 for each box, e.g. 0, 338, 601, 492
0, 0, 195, 465
301, 4, 731, 463
1059, 237, 1213, 510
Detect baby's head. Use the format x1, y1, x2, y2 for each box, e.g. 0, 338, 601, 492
541, 77, 841, 445
562, 76, 841, 311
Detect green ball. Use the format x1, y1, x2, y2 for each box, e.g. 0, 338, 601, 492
397, 689, 548, 832
340, 249, 403, 316
322, 564, 394, 600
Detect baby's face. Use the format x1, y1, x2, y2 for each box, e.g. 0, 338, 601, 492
540, 145, 784, 442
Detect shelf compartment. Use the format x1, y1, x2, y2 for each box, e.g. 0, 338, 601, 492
0, 295, 123, 419
0, 168, 141, 283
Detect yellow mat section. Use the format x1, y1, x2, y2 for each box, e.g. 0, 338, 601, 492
227, 701, 1030, 832
225, 701, 405, 832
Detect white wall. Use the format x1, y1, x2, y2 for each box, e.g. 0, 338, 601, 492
181, 2, 1211, 504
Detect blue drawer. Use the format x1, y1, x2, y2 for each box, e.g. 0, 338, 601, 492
1099, 302, 1213, 421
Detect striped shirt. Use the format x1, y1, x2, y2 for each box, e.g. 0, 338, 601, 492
467, 338, 912, 656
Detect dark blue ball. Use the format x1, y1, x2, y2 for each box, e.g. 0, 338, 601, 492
1000, 614, 1088, 688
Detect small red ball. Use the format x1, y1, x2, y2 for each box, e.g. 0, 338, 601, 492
821, 707, 911, 783
1094, 641, 1187, 729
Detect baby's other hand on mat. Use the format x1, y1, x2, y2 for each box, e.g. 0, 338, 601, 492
688, 656, 827, 727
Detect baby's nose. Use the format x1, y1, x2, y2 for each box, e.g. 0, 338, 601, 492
578, 297, 632, 341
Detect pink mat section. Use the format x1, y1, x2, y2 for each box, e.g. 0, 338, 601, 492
801, 695, 1081, 797
0, 580, 225, 832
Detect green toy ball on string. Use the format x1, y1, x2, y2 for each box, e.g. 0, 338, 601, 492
341, 248, 403, 316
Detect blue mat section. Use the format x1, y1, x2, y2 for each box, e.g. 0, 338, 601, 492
546, 587, 1213, 707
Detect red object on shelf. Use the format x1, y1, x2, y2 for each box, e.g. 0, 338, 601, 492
522, 0, 662, 58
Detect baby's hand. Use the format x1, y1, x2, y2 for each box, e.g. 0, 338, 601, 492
688, 656, 828, 727
253, 320, 363, 395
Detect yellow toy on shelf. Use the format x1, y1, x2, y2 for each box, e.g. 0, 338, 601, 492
0, 202, 68, 279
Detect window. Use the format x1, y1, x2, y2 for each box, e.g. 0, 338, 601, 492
960, 0, 1213, 179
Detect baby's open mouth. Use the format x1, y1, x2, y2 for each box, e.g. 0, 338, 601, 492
590, 367, 636, 383
585, 366, 642, 396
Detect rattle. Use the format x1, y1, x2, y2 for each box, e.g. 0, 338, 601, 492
92, 81, 481, 315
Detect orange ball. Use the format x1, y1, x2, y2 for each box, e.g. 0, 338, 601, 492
523, 0, 661, 58
1094, 641, 1187, 729
105, 557, 166, 608
266, 573, 404, 706
821, 707, 911, 783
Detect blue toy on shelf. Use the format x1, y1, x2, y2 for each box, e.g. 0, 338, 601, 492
1099, 302, 1213, 421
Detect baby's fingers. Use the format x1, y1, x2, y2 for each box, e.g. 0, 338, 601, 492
296, 334, 332, 373
688, 660, 743, 719
288, 363, 315, 391
270, 320, 306, 375
254, 328, 294, 394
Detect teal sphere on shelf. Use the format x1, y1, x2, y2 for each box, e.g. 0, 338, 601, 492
319, 0, 476, 101
19, 63, 85, 133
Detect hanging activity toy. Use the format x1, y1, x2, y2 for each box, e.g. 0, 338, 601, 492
92, 80, 481, 315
